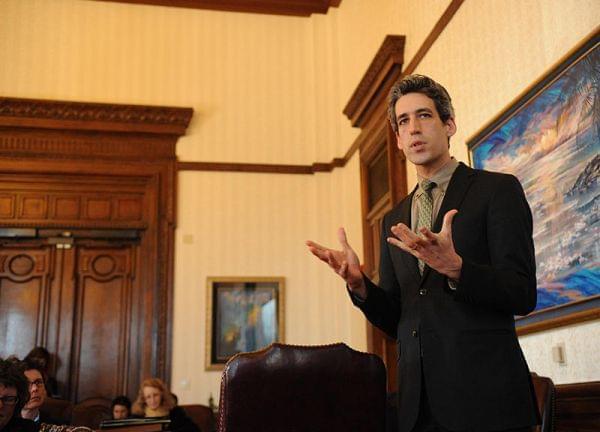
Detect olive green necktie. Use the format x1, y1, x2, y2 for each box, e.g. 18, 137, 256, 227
416, 180, 436, 274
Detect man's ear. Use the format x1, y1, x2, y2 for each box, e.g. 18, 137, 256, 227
445, 117, 457, 137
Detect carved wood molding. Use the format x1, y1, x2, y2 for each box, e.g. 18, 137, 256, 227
0, 97, 193, 135
343, 35, 406, 128
95, 0, 342, 17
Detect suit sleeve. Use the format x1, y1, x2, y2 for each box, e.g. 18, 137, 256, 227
454, 174, 537, 316
349, 214, 402, 338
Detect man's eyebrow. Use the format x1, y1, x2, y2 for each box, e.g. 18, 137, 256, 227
396, 107, 433, 120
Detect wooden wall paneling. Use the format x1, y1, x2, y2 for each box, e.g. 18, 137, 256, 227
71, 244, 137, 401
0, 243, 53, 358
0, 97, 191, 401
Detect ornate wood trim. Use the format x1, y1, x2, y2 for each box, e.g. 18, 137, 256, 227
95, 0, 342, 17
343, 35, 406, 128
0, 96, 193, 399
0, 97, 193, 135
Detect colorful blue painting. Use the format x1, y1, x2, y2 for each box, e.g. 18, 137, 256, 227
468, 37, 599, 326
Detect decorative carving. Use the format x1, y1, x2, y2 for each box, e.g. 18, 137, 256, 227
92, 255, 117, 276
8, 254, 34, 276
0, 194, 15, 218
0, 98, 193, 129
343, 35, 405, 126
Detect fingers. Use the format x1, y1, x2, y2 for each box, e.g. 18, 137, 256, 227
337, 227, 351, 250
441, 209, 458, 233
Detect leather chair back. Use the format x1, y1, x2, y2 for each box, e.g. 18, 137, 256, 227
217, 343, 387, 432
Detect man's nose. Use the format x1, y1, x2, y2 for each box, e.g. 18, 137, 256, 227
408, 117, 421, 134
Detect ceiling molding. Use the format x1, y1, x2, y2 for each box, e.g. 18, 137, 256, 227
95, 0, 342, 17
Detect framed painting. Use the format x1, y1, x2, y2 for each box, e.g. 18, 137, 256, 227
205, 277, 285, 370
467, 30, 600, 335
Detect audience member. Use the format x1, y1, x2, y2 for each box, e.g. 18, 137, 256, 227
0, 357, 38, 432
111, 396, 131, 420
24, 348, 59, 398
132, 378, 200, 432
21, 359, 60, 426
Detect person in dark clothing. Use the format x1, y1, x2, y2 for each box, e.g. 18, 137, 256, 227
24, 348, 59, 399
131, 378, 201, 432
21, 359, 61, 426
111, 395, 132, 420
0, 357, 38, 432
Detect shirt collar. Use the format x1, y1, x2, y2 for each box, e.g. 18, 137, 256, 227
416, 158, 459, 196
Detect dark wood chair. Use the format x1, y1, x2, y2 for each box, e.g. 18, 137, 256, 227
216, 342, 387, 432
181, 404, 216, 432
40, 397, 74, 425
71, 397, 112, 429
531, 373, 556, 432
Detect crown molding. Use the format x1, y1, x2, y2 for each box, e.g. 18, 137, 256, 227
0, 97, 193, 135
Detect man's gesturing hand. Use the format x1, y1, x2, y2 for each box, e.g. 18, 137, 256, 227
306, 228, 367, 298
387, 209, 462, 281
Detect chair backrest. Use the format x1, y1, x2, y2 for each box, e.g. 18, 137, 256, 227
531, 373, 555, 432
41, 397, 74, 425
217, 343, 387, 432
181, 404, 216, 432
71, 397, 112, 429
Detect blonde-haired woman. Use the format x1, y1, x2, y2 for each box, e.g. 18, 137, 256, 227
132, 378, 200, 432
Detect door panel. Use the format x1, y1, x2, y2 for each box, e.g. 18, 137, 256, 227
71, 246, 135, 401
0, 246, 52, 359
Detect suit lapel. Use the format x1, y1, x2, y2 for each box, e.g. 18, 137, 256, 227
422, 163, 475, 282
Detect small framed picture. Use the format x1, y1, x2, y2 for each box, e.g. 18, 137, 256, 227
205, 277, 285, 370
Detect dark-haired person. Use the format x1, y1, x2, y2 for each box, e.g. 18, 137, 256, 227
307, 74, 539, 432
111, 396, 131, 420
0, 357, 37, 432
21, 360, 60, 426
24, 348, 58, 399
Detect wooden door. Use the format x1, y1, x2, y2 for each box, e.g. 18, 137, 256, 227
0, 234, 140, 402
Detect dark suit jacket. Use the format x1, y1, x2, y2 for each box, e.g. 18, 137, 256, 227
354, 163, 540, 431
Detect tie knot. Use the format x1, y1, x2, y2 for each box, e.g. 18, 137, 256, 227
420, 180, 436, 193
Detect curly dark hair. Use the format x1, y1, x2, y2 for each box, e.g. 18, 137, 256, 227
0, 357, 30, 412
387, 74, 455, 134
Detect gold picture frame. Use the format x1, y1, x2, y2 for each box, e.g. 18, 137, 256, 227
205, 277, 285, 370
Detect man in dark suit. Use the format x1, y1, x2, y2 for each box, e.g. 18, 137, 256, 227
307, 75, 539, 431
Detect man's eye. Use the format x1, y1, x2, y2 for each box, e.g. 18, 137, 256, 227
397, 118, 408, 126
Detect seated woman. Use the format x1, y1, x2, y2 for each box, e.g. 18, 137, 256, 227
131, 379, 200, 432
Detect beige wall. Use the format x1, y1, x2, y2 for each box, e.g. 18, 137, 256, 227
1, 0, 598, 404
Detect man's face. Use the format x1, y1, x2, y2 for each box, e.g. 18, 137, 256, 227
112, 404, 129, 420
0, 384, 18, 430
23, 369, 46, 411
394, 92, 456, 177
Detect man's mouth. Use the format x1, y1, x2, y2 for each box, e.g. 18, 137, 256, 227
411, 141, 426, 149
